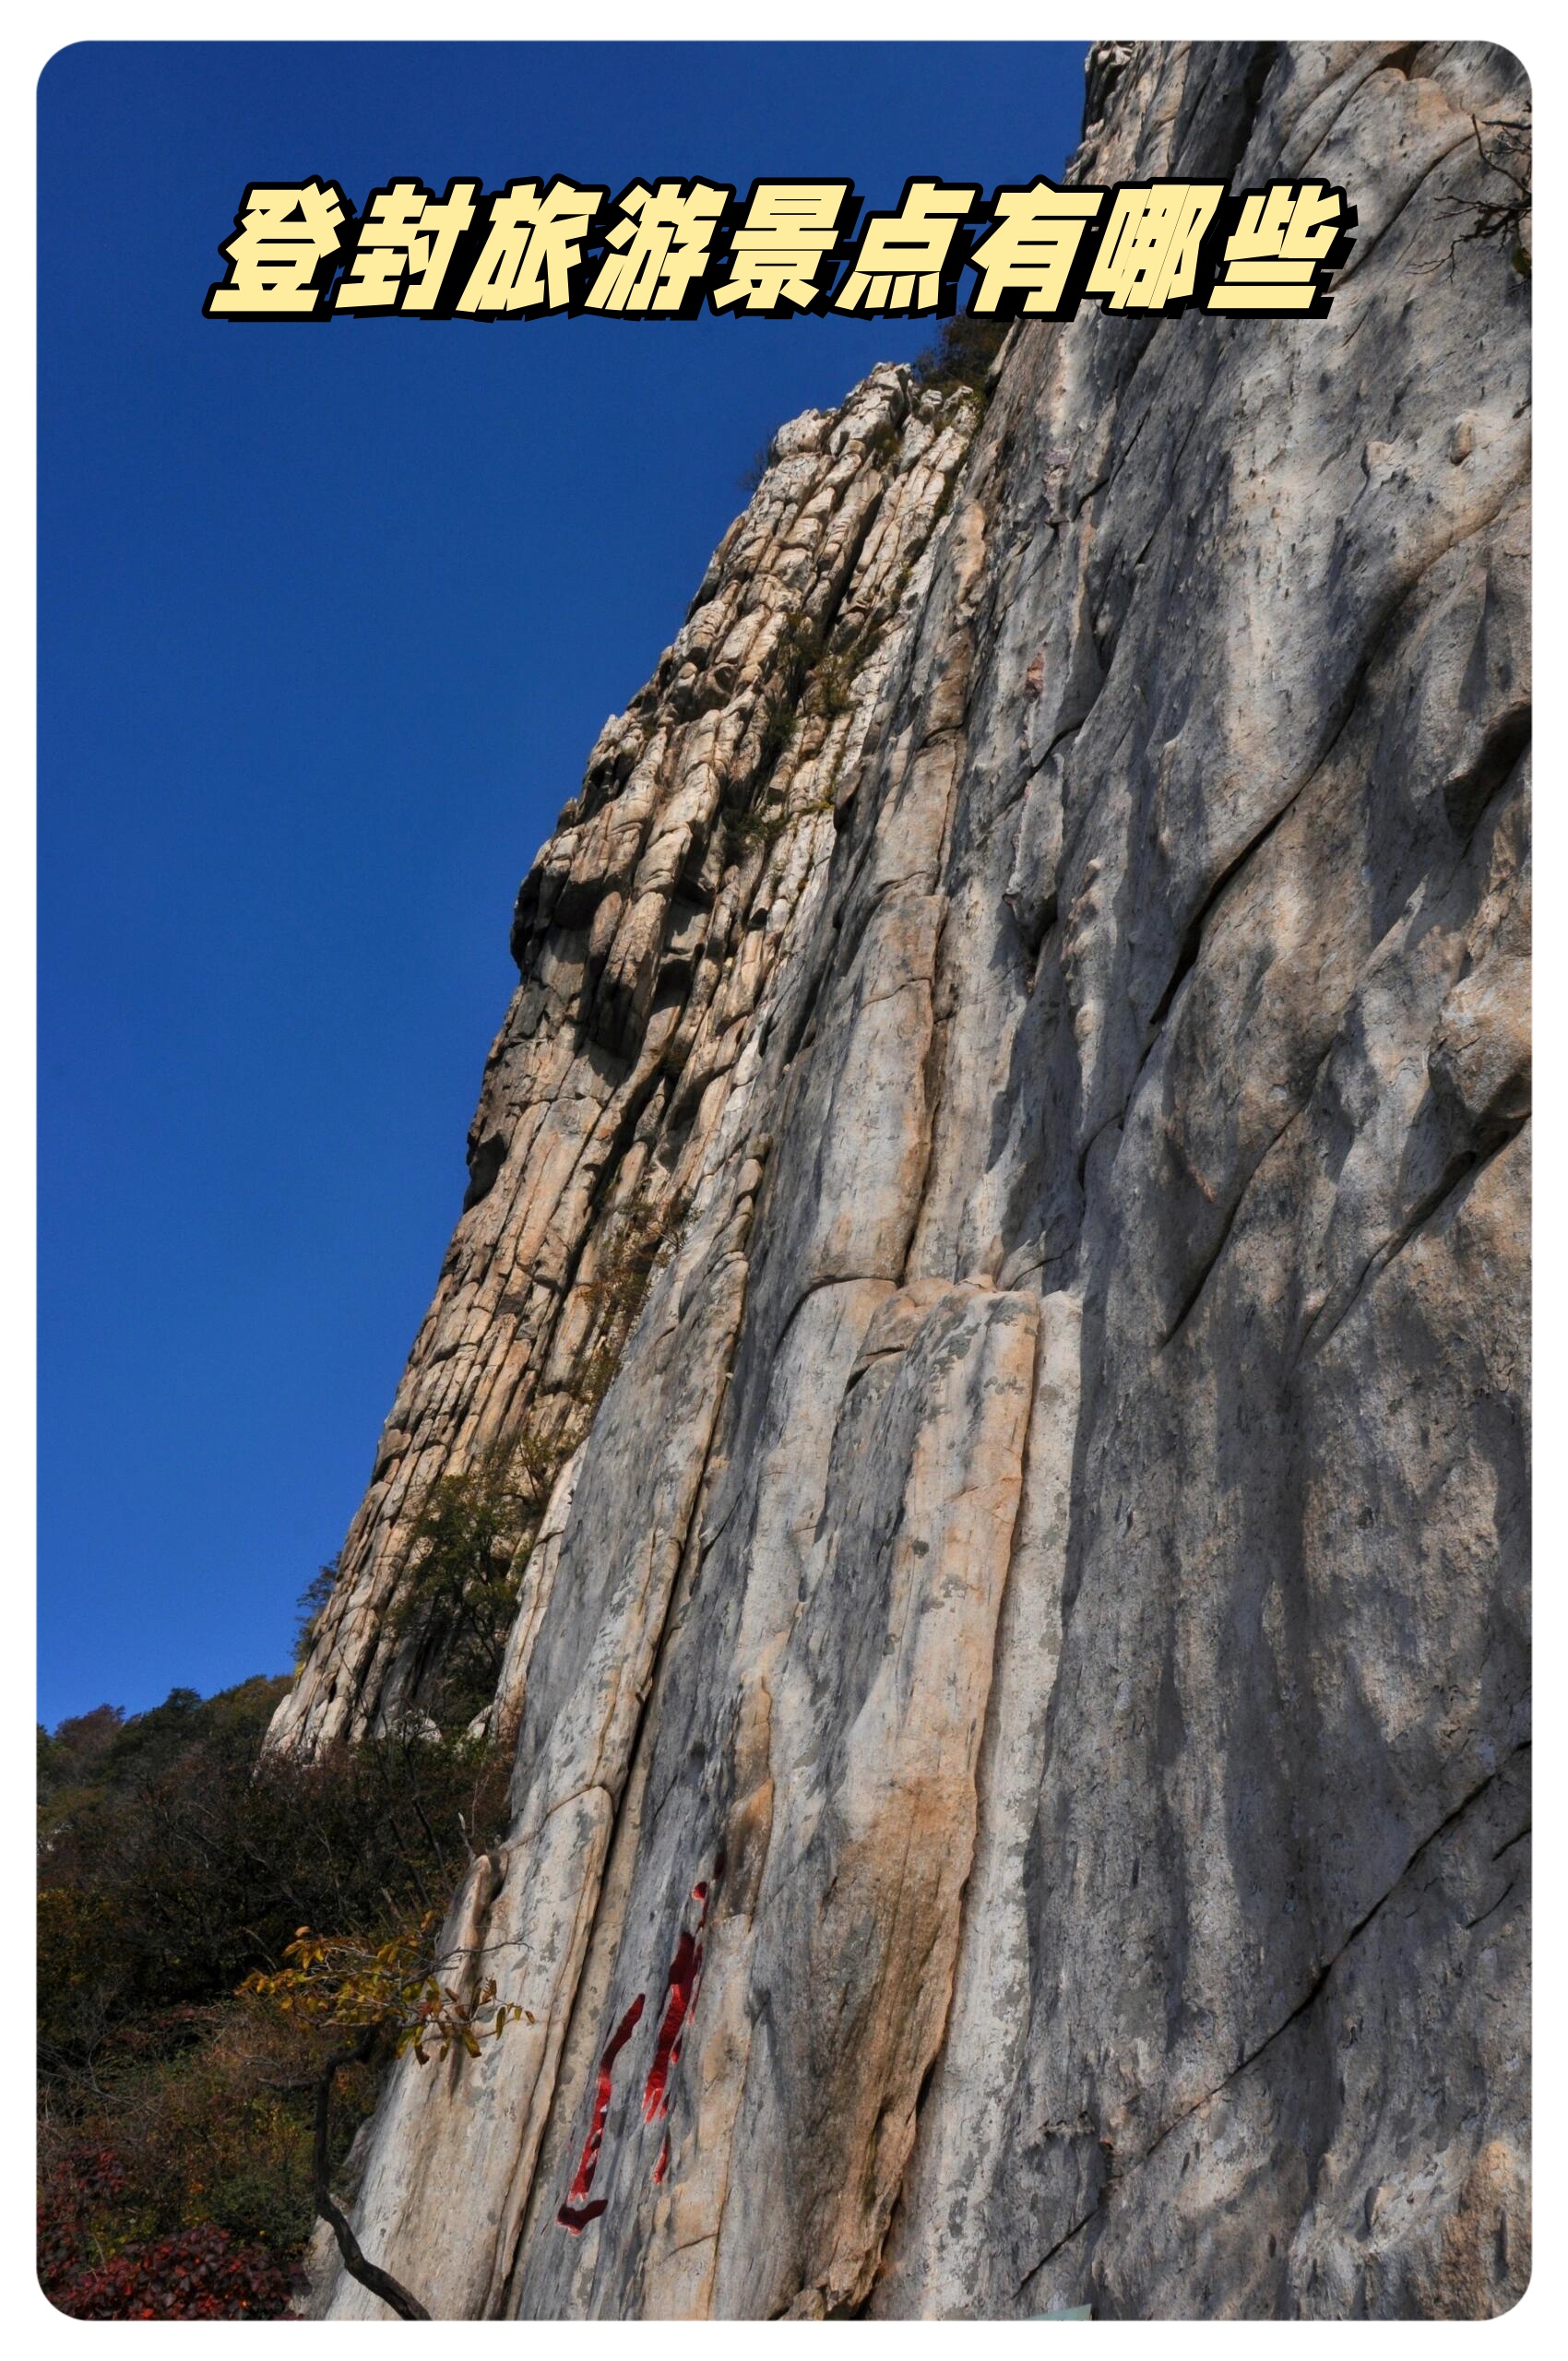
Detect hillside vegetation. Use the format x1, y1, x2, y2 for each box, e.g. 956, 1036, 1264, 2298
38, 1662, 510, 2316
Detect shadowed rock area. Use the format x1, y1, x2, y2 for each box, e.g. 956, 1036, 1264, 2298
277, 39, 1530, 2320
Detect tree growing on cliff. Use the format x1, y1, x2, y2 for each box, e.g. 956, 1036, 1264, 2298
388, 1448, 538, 1729
912, 313, 1009, 397
245, 1917, 529, 2319
293, 1559, 339, 1668
1455, 113, 1531, 275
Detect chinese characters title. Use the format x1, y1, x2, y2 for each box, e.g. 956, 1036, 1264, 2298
205, 173, 1355, 322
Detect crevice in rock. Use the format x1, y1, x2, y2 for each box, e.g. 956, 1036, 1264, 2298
491, 1228, 752, 2308
1015, 1744, 1529, 2306
1146, 783, 1301, 1035
1117, 1746, 1527, 2183
1142, 469, 1528, 1072
1298, 1111, 1527, 1363
1445, 701, 1530, 840
1160, 1084, 1323, 1350
462, 1130, 509, 1212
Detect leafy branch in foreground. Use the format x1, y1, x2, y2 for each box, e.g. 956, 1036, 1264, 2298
245, 1918, 531, 2320
247, 1918, 529, 2065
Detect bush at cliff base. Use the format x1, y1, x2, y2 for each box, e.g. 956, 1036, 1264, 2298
38, 1670, 511, 2318
39, 2148, 296, 2319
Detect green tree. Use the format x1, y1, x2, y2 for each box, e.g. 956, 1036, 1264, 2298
390, 1448, 540, 1730
912, 314, 1009, 397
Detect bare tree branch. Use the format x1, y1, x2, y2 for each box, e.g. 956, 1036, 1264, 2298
311, 2030, 429, 2322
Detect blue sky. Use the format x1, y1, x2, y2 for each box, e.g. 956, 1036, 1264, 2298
37, 40, 1085, 1726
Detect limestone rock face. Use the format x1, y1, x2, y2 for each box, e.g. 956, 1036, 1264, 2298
277, 40, 1529, 2320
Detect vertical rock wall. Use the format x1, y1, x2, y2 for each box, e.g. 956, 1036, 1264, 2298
279, 39, 1530, 2320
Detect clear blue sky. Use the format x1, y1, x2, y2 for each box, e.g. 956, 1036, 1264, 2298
38, 40, 1085, 1726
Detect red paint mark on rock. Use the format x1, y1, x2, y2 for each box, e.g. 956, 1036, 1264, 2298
557, 1856, 727, 2227
556, 1992, 645, 2235
642, 1930, 701, 2123
643, 1874, 716, 2126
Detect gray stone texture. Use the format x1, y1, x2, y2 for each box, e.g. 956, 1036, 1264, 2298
279, 40, 1530, 2319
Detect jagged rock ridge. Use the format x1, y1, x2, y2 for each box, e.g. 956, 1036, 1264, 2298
278, 39, 1530, 2320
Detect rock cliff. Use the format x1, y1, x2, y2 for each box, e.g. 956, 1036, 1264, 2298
276, 39, 1530, 2319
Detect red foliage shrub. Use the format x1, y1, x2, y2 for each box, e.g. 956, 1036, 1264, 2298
39, 2151, 294, 2320
36, 2144, 125, 2294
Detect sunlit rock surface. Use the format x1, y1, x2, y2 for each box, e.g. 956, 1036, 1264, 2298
279, 39, 1529, 2320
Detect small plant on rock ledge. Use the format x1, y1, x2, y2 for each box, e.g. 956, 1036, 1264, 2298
390, 1447, 537, 1732
807, 650, 856, 720
568, 1189, 677, 1418
912, 314, 1009, 399
757, 688, 799, 767
721, 790, 791, 854
865, 415, 903, 472
580, 1194, 666, 1326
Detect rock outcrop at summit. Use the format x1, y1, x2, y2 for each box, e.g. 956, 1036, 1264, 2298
278, 39, 1530, 2320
